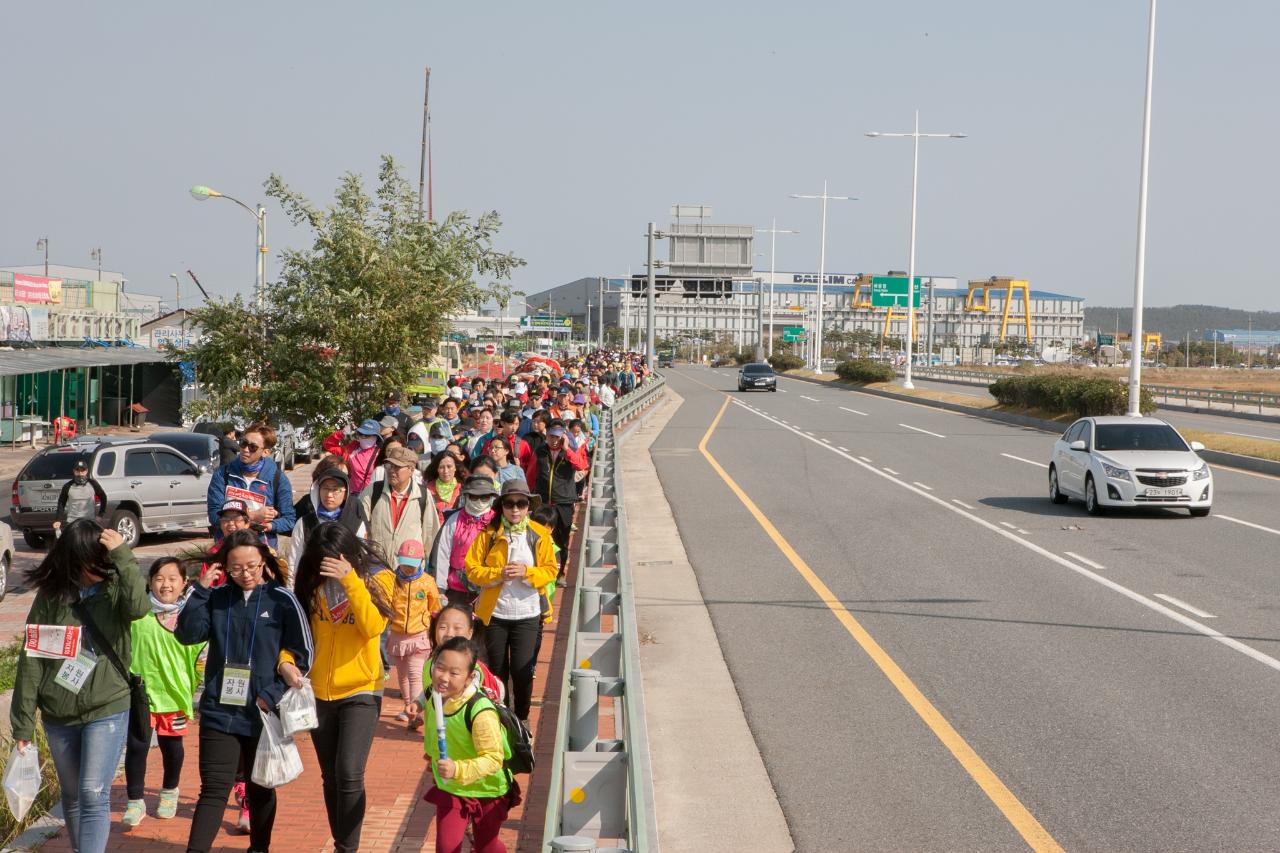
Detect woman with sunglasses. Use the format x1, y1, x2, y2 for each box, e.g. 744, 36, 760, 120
464, 480, 558, 729
176, 530, 313, 853
206, 422, 296, 550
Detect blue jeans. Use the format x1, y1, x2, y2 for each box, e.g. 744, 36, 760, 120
44, 711, 129, 853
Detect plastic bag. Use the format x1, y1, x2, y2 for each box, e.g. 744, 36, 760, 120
251, 709, 304, 789
3, 745, 41, 821
278, 678, 318, 738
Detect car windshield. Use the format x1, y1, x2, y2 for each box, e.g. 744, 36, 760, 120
1094, 424, 1189, 452
743, 365, 773, 375
152, 434, 208, 459
21, 452, 91, 481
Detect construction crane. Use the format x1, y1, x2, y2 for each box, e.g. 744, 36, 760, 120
965, 276, 1032, 342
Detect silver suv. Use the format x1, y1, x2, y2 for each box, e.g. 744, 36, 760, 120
9, 437, 210, 549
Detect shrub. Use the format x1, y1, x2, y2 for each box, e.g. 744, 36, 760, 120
767, 353, 805, 371
989, 375, 1155, 416
835, 359, 896, 384
731, 349, 755, 366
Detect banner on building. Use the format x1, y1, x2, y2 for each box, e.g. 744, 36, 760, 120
13, 274, 63, 304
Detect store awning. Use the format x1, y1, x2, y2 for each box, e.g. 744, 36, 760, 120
0, 347, 172, 378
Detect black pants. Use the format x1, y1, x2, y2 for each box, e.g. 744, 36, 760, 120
125, 728, 184, 799
549, 502, 575, 569
483, 616, 542, 721
311, 695, 381, 853
187, 724, 276, 853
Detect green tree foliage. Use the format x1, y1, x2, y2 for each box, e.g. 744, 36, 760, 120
177, 156, 524, 430
835, 359, 896, 383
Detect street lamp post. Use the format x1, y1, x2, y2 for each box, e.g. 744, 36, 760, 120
189, 186, 267, 309
867, 111, 966, 390
756, 220, 799, 358
35, 237, 49, 276
90, 247, 102, 281
1126, 0, 1158, 416
790, 183, 853, 374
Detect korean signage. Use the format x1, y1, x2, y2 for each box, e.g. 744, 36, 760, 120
13, 274, 62, 305
869, 276, 923, 308
150, 325, 199, 349
519, 315, 572, 331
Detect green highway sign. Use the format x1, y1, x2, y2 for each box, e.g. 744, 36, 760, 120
782, 326, 807, 342
1097, 333, 1115, 346
869, 276, 923, 308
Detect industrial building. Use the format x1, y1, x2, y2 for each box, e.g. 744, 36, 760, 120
1205, 329, 1280, 354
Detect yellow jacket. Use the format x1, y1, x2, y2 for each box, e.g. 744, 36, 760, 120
283, 568, 394, 701
464, 521, 559, 625
389, 571, 442, 636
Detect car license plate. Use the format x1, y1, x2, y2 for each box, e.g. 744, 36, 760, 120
1145, 487, 1183, 497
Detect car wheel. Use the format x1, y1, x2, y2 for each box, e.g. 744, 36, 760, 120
1048, 467, 1068, 504
1190, 506, 1211, 517
21, 529, 46, 549
109, 508, 141, 548
285, 448, 296, 471
1084, 476, 1105, 516
0, 553, 9, 602
770, 386, 777, 392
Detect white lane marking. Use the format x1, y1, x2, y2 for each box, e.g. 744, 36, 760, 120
805, 431, 816, 437
1225, 431, 1280, 442
838, 446, 850, 452
1218, 514, 1280, 537
801, 395, 821, 402
900, 423, 946, 438
839, 406, 869, 416
999, 521, 1017, 529
779, 389, 788, 393
951, 499, 975, 510
1064, 552, 1105, 571
1017, 529, 1031, 535
858, 456, 872, 463
883, 467, 900, 475
821, 437, 831, 444
913, 482, 934, 491
1154, 593, 1216, 619
1001, 453, 1049, 469
730, 397, 1280, 675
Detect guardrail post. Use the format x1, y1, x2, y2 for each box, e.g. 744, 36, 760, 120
551, 837, 597, 852
569, 668, 600, 751
580, 586, 602, 633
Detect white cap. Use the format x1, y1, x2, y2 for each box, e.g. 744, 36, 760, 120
448, 387, 464, 400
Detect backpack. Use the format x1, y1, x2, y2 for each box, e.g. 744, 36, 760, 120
369, 480, 430, 520
463, 690, 535, 775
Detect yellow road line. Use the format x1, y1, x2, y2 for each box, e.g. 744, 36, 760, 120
697, 393, 1064, 853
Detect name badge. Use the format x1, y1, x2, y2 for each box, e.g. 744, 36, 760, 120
221, 664, 252, 706
54, 650, 98, 694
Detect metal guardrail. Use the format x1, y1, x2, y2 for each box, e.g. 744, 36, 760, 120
907, 368, 1280, 416
545, 376, 666, 853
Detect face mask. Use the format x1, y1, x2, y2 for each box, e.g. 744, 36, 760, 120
73, 475, 88, 485
430, 439, 449, 454
358, 436, 377, 449
464, 497, 493, 516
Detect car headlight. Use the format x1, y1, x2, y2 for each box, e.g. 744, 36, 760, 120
1192, 463, 1210, 481
1102, 463, 1130, 480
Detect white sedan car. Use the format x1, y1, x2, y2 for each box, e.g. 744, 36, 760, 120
1048, 416, 1212, 517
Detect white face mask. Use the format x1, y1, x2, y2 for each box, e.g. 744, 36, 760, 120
465, 497, 493, 516
358, 435, 377, 449
430, 439, 449, 454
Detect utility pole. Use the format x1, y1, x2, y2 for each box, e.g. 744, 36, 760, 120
36, 237, 49, 276
646, 222, 658, 371
90, 247, 102, 281
755, 278, 766, 361
418, 67, 432, 219
756, 221, 799, 358
598, 276, 605, 350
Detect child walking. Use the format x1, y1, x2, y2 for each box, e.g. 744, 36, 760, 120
428, 602, 505, 704
389, 539, 442, 731
122, 557, 205, 826
422, 636, 521, 853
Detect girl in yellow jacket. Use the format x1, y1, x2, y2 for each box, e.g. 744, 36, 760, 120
388, 538, 442, 731
464, 480, 558, 729
289, 521, 395, 853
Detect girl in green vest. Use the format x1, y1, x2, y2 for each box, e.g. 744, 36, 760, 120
122, 557, 205, 826
422, 636, 521, 853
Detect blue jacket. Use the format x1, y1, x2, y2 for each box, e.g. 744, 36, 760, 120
175, 580, 313, 736
207, 457, 296, 546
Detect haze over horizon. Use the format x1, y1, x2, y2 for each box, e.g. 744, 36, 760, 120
3, 1, 1277, 312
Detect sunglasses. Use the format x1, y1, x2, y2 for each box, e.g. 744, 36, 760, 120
502, 499, 530, 510
239, 440, 262, 452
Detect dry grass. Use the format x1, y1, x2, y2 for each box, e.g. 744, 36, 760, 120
951, 364, 1280, 395
1179, 429, 1280, 464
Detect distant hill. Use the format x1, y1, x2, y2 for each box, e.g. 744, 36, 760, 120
1085, 305, 1280, 340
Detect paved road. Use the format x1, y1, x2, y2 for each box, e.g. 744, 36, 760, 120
908, 376, 1280, 442
650, 366, 1280, 852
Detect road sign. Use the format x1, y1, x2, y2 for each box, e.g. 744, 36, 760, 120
484, 343, 496, 355
782, 326, 807, 342
869, 276, 923, 308
1096, 334, 1115, 346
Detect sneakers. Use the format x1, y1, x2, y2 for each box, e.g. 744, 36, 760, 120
234, 781, 251, 834
122, 799, 146, 827
157, 787, 179, 819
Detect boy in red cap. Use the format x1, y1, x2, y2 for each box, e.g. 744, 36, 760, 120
388, 539, 441, 730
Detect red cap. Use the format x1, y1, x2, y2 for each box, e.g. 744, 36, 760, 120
397, 539, 425, 564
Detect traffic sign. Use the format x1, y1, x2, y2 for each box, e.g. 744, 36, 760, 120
484, 343, 496, 355
869, 276, 922, 308
1096, 334, 1115, 346
782, 326, 807, 342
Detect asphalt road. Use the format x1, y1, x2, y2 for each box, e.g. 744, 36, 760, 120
650, 366, 1280, 852
908, 376, 1280, 442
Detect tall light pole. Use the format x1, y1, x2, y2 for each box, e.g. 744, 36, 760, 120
867, 112, 966, 390
169, 273, 181, 312
89, 247, 102, 281
790, 183, 853, 374
35, 237, 49, 276
189, 185, 267, 309
1126, 0, 1158, 416
756, 220, 799, 358
644, 222, 665, 371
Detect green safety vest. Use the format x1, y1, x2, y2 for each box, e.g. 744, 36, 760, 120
129, 613, 205, 716
423, 690, 511, 799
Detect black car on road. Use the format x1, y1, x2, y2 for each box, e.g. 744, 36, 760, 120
738, 362, 777, 391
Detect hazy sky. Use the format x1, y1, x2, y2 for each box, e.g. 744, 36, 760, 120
3, 1, 1277, 310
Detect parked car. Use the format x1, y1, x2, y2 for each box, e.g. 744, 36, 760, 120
0, 520, 13, 602
1048, 416, 1212, 517
151, 431, 220, 472
9, 436, 211, 549
738, 362, 778, 392
292, 426, 318, 463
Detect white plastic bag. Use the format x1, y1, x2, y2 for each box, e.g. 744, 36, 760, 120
278, 678, 318, 737
3, 745, 41, 821
251, 709, 304, 789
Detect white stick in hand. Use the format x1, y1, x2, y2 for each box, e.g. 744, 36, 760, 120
432, 691, 448, 759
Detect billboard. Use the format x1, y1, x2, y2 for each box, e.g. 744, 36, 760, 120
0, 305, 49, 342
519, 315, 572, 331
13, 274, 62, 304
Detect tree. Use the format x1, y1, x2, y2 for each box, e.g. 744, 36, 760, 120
178, 156, 524, 430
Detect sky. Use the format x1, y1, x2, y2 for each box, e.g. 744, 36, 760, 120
3, 1, 1278, 311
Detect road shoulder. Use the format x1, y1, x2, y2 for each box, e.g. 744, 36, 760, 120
621, 388, 794, 853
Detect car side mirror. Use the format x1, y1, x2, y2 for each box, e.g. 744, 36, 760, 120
196, 464, 208, 476
1189, 441, 1205, 452
1069, 440, 1087, 451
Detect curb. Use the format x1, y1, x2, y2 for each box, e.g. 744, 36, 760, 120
783, 373, 1280, 479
